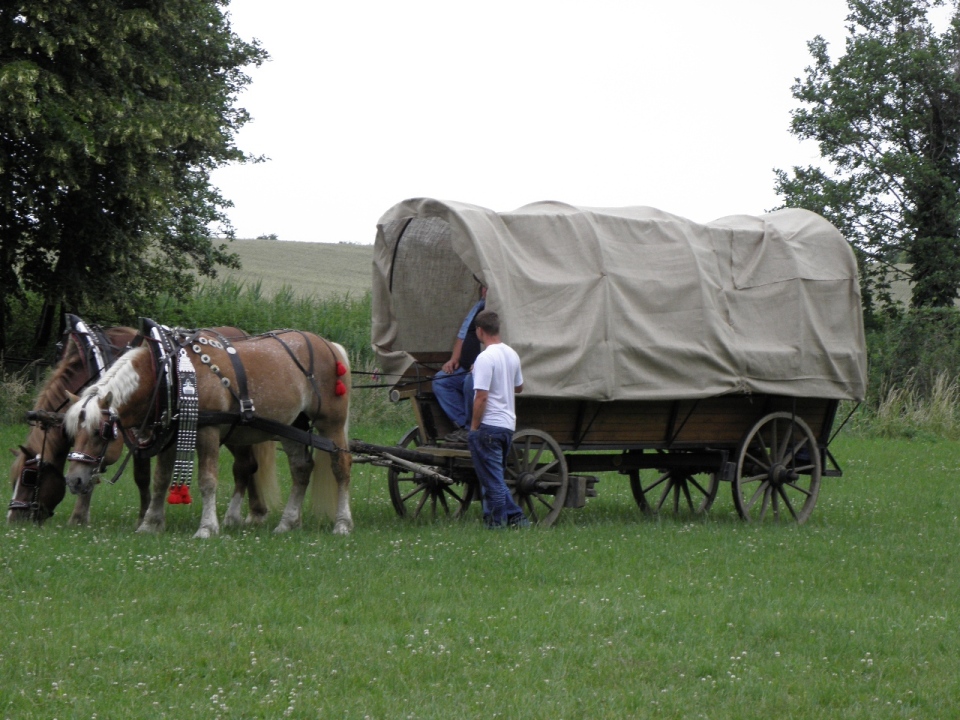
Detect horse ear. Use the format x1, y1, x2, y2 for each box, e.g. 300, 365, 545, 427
18, 445, 31, 456
102, 391, 114, 408
66, 391, 80, 405
10, 448, 20, 457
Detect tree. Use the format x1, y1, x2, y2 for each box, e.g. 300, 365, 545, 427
774, 0, 960, 311
0, 0, 267, 355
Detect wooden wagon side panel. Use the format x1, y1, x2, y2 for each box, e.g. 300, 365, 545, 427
516, 395, 839, 449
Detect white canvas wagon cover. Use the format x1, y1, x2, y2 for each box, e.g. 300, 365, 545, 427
373, 198, 867, 402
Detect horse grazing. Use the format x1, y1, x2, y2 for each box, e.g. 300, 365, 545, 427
8, 320, 279, 528
8, 324, 151, 525
63, 327, 352, 538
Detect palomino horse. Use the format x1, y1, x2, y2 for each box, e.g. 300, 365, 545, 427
63, 327, 352, 538
8, 321, 279, 527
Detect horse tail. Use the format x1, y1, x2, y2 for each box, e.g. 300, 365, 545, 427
309, 341, 350, 521
251, 441, 281, 511
332, 341, 351, 439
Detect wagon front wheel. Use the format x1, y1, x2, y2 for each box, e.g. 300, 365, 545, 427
733, 412, 821, 524
388, 427, 475, 521
506, 429, 568, 527
629, 469, 718, 516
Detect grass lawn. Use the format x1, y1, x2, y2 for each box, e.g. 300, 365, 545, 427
2, 427, 958, 719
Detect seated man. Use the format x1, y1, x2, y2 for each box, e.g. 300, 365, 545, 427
433, 284, 486, 442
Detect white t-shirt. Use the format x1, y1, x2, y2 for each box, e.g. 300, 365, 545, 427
472, 342, 523, 430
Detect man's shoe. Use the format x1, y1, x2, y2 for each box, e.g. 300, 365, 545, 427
507, 514, 531, 528
444, 428, 469, 443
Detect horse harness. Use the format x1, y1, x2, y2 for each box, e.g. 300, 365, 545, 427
66, 321, 345, 485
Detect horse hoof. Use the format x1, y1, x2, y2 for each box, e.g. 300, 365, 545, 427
333, 521, 353, 536
222, 514, 240, 528
194, 526, 216, 539
136, 522, 163, 534
245, 512, 268, 526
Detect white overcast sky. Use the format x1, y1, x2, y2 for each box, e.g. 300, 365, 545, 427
211, 0, 855, 244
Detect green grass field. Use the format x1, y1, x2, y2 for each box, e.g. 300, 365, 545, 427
2, 421, 958, 719
224, 239, 372, 299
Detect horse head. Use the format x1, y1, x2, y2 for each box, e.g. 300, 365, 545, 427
63, 391, 128, 496
8, 440, 67, 525
64, 346, 154, 496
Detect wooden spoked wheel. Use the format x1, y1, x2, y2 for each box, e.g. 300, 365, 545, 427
733, 412, 822, 524
629, 468, 719, 516
506, 429, 568, 527
387, 427, 475, 520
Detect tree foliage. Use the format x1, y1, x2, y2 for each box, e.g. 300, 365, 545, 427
0, 0, 267, 354
775, 0, 960, 312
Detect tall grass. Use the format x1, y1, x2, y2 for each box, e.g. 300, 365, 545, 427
0, 362, 35, 425
847, 371, 960, 440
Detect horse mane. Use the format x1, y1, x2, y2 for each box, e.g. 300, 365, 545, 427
64, 345, 148, 435
31, 325, 136, 413
32, 336, 84, 413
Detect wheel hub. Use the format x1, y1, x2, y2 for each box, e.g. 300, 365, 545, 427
518, 472, 539, 494
769, 463, 793, 486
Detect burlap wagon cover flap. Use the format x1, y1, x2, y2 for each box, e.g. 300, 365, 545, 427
373, 198, 867, 402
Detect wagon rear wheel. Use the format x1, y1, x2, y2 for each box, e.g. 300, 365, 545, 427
388, 427, 476, 520
506, 429, 568, 527
629, 469, 718, 516
733, 412, 821, 525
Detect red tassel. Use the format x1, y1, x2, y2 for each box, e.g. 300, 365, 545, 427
335, 379, 347, 396
167, 484, 193, 504
336, 361, 347, 377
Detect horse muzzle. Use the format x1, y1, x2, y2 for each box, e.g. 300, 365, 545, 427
65, 453, 99, 495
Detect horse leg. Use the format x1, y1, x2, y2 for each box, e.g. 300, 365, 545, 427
329, 430, 354, 535
274, 438, 313, 533
133, 455, 151, 528
307, 428, 354, 535
331, 453, 353, 535
223, 443, 260, 527
67, 487, 94, 526
194, 427, 222, 539
137, 447, 175, 534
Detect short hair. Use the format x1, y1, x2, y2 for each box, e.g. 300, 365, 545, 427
475, 309, 500, 335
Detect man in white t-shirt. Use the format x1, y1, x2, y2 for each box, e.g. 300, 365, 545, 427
468, 310, 529, 528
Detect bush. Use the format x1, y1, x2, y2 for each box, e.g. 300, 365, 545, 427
865, 306, 960, 402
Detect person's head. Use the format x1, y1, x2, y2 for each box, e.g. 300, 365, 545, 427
474, 310, 500, 340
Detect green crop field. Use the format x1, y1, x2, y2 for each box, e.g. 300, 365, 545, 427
2, 423, 959, 719
223, 239, 373, 299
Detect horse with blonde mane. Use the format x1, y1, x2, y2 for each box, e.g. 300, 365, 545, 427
8, 319, 280, 528
63, 324, 352, 538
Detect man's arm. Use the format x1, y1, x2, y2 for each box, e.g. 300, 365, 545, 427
442, 338, 464, 373
515, 384, 523, 394
471, 389, 489, 431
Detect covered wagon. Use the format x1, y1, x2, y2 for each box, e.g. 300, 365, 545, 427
352, 198, 867, 526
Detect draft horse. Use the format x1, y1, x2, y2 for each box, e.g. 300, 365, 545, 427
63, 326, 352, 538
7, 322, 151, 525
8, 319, 279, 527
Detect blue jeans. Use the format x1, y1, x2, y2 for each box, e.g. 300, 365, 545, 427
468, 424, 526, 527
432, 369, 474, 429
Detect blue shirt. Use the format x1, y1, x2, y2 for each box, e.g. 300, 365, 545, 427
456, 299, 485, 340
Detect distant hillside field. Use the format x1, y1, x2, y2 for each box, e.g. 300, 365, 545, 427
221, 239, 373, 299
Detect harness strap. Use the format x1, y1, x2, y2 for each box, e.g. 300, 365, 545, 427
171, 349, 199, 486
198, 411, 341, 454
210, 331, 255, 421
265, 331, 325, 409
